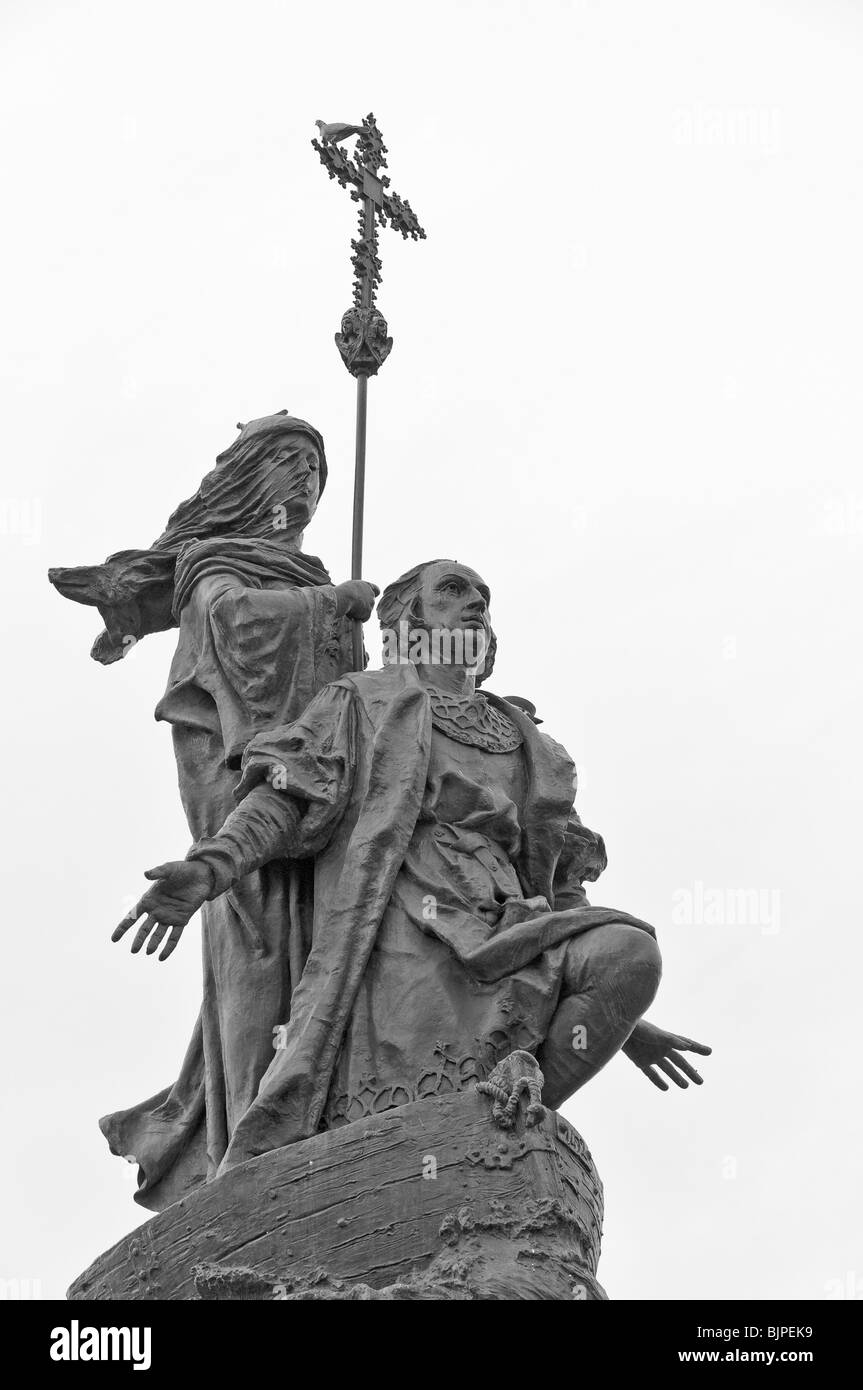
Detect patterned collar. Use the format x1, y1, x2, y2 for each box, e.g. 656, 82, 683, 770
427, 688, 523, 754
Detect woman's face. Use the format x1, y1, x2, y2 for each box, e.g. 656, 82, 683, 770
298, 444, 321, 511
268, 440, 321, 529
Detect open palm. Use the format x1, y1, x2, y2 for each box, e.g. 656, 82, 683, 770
112, 860, 213, 962
623, 1019, 712, 1091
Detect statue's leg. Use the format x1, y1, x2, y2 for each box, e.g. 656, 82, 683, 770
537, 923, 662, 1109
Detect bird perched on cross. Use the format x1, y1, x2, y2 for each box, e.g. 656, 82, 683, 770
315, 119, 364, 145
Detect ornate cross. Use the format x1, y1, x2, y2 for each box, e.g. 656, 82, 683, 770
312, 113, 426, 376
311, 113, 426, 669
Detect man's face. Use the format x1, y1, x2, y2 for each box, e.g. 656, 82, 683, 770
418, 562, 492, 653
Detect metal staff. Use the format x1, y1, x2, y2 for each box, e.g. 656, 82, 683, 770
312, 114, 426, 669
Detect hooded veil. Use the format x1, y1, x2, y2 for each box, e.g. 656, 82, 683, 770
48, 411, 330, 664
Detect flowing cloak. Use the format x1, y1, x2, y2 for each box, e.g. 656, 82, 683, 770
99, 537, 354, 1210
194, 662, 654, 1175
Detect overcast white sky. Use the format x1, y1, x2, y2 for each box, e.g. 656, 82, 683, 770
1, 0, 861, 1301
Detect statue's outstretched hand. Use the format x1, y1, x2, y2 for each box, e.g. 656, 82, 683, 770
112, 861, 213, 962
622, 1019, 712, 1091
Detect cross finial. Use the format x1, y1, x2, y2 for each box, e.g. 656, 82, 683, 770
311, 113, 425, 375
309, 112, 426, 672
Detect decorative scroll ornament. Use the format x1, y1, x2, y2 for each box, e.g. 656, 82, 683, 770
335, 308, 393, 378
429, 690, 524, 754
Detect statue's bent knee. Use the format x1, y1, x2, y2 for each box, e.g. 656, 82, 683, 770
566, 922, 662, 1014
620, 927, 662, 1014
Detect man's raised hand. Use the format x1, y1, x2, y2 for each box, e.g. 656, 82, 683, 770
112, 860, 214, 962
622, 1019, 712, 1092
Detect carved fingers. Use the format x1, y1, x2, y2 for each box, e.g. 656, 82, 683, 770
667, 1048, 708, 1084
335, 580, 380, 622
112, 905, 187, 963
476, 1052, 546, 1129
634, 1032, 712, 1091
673, 1036, 713, 1058
112, 860, 213, 962
518, 1074, 546, 1127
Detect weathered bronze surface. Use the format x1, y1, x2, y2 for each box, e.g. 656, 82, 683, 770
69, 1066, 608, 1302
52, 120, 709, 1302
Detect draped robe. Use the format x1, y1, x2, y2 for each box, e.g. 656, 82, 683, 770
100, 537, 354, 1210
184, 664, 654, 1176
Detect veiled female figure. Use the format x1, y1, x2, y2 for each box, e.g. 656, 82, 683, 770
50, 411, 376, 1208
